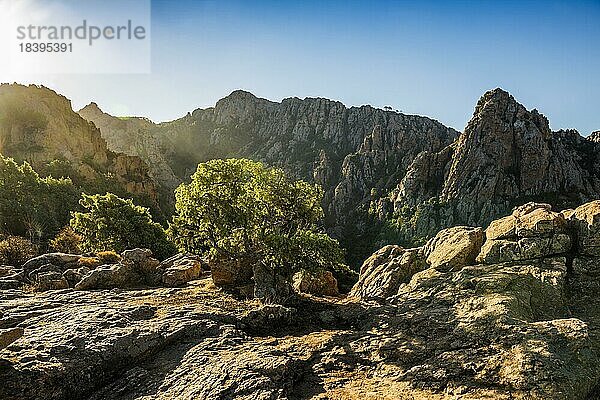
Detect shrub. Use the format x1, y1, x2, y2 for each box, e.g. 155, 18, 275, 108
49, 226, 82, 254
169, 159, 346, 301
97, 250, 121, 264
70, 193, 177, 260
0, 236, 38, 266
0, 155, 79, 239
77, 257, 101, 268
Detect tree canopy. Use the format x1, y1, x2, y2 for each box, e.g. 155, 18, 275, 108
170, 158, 344, 278
0, 155, 78, 240
70, 192, 176, 260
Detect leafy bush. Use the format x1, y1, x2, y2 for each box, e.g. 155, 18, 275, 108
77, 257, 101, 268
0, 236, 38, 266
49, 226, 82, 254
0, 155, 79, 240
169, 159, 345, 294
97, 250, 121, 264
70, 193, 176, 260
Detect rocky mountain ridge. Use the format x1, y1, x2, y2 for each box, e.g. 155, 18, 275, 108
375, 88, 600, 243
80, 88, 600, 263
0, 84, 158, 204
80, 90, 459, 263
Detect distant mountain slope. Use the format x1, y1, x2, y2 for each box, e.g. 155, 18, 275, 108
80, 88, 600, 263
80, 90, 459, 263
0, 84, 158, 206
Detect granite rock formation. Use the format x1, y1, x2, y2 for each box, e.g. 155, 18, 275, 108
377, 89, 600, 243
79, 90, 459, 263
80, 88, 600, 264
3, 201, 600, 399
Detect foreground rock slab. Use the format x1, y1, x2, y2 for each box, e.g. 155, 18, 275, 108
4, 201, 600, 399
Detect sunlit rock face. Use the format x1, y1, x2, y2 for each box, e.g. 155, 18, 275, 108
3, 201, 600, 399
0, 84, 158, 203
378, 88, 600, 244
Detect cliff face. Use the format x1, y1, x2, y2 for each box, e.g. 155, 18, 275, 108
0, 84, 158, 203
78, 103, 181, 190
378, 89, 600, 242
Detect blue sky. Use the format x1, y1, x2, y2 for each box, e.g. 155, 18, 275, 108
2, 0, 599, 134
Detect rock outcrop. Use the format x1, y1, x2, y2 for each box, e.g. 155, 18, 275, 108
345, 200, 600, 398
160, 253, 205, 287
0, 84, 158, 203
423, 226, 484, 270
3, 201, 600, 399
292, 269, 339, 297
379, 89, 600, 244
0, 250, 207, 292
349, 245, 426, 300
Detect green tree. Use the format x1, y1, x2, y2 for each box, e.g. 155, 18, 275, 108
0, 155, 78, 240
70, 193, 176, 260
169, 159, 345, 299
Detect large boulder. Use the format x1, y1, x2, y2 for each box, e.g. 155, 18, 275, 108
160, 254, 204, 287
477, 203, 571, 264
22, 253, 81, 272
210, 258, 253, 287
74, 264, 134, 290
63, 267, 91, 288
423, 226, 484, 271
566, 200, 600, 257
349, 245, 426, 301
28, 264, 69, 291
292, 270, 339, 297
75, 249, 161, 290
33, 271, 69, 291
121, 249, 160, 281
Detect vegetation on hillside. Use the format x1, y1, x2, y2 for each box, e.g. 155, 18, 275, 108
0, 153, 350, 298
0, 155, 79, 241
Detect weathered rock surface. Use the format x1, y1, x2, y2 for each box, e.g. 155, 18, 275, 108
3, 202, 600, 399
566, 200, 600, 256
22, 252, 81, 271
423, 226, 484, 271
345, 200, 600, 398
477, 203, 572, 264
349, 245, 426, 300
4, 196, 600, 399
160, 253, 205, 287
292, 269, 339, 297
75, 249, 161, 290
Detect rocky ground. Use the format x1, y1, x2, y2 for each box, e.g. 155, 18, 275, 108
3, 201, 600, 399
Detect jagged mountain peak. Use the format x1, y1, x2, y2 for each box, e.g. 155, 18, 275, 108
589, 130, 600, 143
80, 102, 103, 113
469, 88, 551, 138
